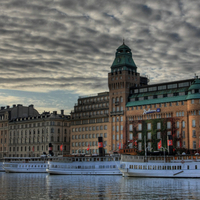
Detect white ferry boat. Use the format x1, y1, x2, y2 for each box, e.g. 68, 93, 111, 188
47, 155, 121, 175
119, 154, 200, 178
3, 157, 48, 173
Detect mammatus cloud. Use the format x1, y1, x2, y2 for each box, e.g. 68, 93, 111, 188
0, 0, 200, 112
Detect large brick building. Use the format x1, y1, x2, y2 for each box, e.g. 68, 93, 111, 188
70, 42, 200, 155
0, 104, 71, 157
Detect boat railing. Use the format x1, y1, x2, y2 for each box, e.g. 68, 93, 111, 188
121, 155, 200, 163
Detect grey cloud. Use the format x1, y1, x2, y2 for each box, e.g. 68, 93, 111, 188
0, 0, 200, 95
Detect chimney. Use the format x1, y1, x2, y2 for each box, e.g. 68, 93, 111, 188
61, 110, 64, 115
53, 111, 57, 115
13, 104, 16, 108
1, 107, 5, 110
6, 106, 10, 109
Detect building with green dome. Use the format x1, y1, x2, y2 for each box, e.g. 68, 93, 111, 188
70, 42, 200, 155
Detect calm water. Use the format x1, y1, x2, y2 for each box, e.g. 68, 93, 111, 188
0, 173, 200, 199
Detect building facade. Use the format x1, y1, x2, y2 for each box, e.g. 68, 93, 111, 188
0, 104, 71, 157
8, 110, 71, 157
70, 42, 200, 155
0, 104, 39, 158
126, 77, 200, 154
70, 92, 109, 154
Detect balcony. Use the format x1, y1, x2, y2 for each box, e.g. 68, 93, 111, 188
110, 111, 124, 116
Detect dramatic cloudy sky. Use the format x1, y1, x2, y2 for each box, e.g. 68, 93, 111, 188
1, 0, 200, 114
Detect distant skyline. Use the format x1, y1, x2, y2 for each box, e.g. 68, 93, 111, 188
1, 0, 200, 114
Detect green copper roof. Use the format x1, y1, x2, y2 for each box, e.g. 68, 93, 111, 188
126, 95, 187, 107
111, 43, 137, 72
186, 93, 200, 100
188, 78, 200, 90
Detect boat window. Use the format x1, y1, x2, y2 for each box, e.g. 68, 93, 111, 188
35, 165, 37, 167
110, 165, 113, 168
25, 165, 27, 167
167, 166, 171, 170
108, 158, 111, 161
153, 166, 156, 170
195, 165, 197, 169
99, 165, 102, 168
113, 165, 116, 168
19, 165, 21, 167
102, 165, 105, 168
94, 158, 96, 161
139, 165, 142, 169
115, 158, 118, 161
44, 165, 46, 167
148, 166, 152, 170
106, 165, 109, 168
134, 165, 137, 169
187, 165, 189, 170
143, 166, 147, 170
92, 166, 95, 169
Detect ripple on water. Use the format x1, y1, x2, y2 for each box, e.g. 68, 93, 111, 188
1, 173, 200, 199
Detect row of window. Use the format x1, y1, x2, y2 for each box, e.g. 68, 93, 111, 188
127, 165, 184, 170
73, 111, 109, 118
128, 113, 172, 121
50, 164, 117, 169
79, 96, 109, 104
129, 120, 197, 132
10, 145, 67, 152
72, 141, 107, 147
75, 103, 109, 111
133, 82, 190, 94
72, 125, 107, 132
72, 133, 107, 140
72, 148, 107, 154
9, 128, 68, 137
9, 122, 68, 129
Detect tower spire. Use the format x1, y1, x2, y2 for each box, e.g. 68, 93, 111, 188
123, 38, 125, 45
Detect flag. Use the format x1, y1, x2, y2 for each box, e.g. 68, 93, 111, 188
87, 143, 90, 151
60, 144, 63, 151
134, 140, 137, 146
158, 140, 162, 149
199, 139, 200, 148
32, 146, 34, 152
168, 140, 173, 146
119, 142, 121, 150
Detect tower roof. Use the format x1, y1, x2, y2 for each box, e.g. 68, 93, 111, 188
111, 43, 137, 72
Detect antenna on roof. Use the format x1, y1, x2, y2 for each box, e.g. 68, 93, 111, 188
194, 73, 198, 79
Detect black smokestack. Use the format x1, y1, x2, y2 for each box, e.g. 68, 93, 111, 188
49, 143, 54, 156
98, 137, 104, 157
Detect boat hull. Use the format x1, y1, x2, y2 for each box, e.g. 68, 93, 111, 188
47, 169, 121, 175
4, 168, 47, 173
120, 168, 200, 178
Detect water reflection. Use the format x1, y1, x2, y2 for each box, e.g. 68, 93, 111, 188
1, 173, 200, 199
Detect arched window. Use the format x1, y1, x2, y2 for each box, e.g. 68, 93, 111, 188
51, 128, 54, 133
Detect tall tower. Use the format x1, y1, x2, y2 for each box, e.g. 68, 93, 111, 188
108, 43, 141, 152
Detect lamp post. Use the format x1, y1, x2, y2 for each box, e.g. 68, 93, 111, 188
161, 147, 167, 163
